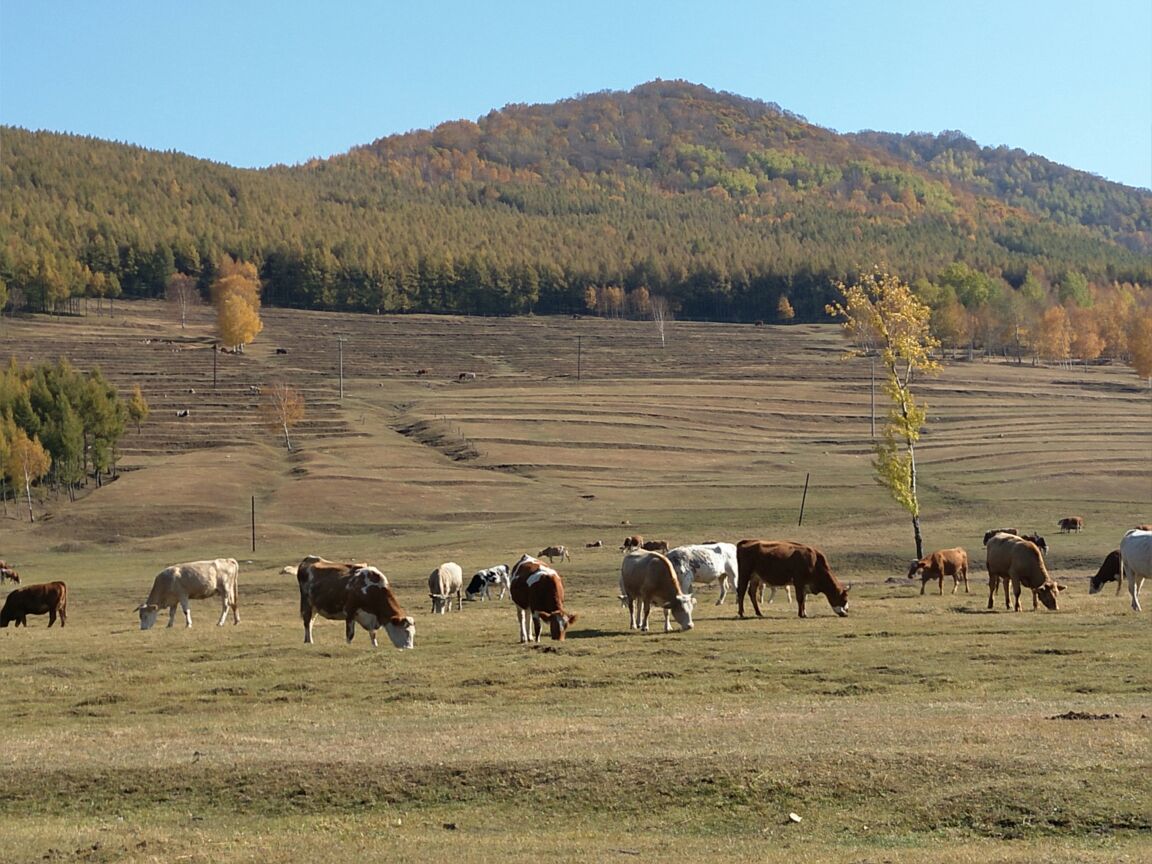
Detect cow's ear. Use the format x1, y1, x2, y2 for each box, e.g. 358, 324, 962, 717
1056, 583, 1067, 592
566, 613, 579, 625
844, 583, 852, 593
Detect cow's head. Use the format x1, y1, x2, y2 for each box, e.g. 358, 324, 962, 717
538, 610, 577, 640
906, 559, 925, 579
663, 594, 696, 630
136, 603, 161, 630
1035, 582, 1065, 610
429, 593, 453, 614
831, 583, 851, 617
383, 615, 416, 649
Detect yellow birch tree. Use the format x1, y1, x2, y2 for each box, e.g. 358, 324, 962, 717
211, 257, 263, 351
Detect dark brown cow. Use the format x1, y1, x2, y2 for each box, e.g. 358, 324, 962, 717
0, 581, 67, 627
295, 556, 415, 648
735, 540, 850, 619
0, 560, 19, 584
641, 539, 669, 553
907, 547, 969, 595
509, 554, 577, 642
1087, 550, 1122, 596
1058, 516, 1085, 533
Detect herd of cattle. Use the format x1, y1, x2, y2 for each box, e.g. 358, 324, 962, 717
1, 524, 1149, 644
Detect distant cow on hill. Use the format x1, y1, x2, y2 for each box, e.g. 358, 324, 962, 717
537, 545, 571, 563
1058, 516, 1084, 533
1, 581, 68, 627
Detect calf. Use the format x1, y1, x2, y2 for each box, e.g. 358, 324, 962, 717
736, 540, 850, 619
428, 562, 464, 613
296, 556, 415, 648
136, 558, 239, 629
619, 551, 695, 632
907, 547, 969, 595
509, 554, 577, 642
0, 581, 67, 627
464, 564, 510, 601
537, 545, 571, 563
1058, 516, 1084, 533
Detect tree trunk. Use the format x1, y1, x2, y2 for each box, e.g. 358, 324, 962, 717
282, 422, 293, 452
912, 513, 923, 560
22, 468, 34, 523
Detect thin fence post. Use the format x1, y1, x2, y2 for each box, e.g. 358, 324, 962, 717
798, 472, 810, 527
251, 495, 256, 552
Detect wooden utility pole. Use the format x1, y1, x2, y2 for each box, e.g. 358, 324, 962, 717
798, 473, 811, 527
577, 335, 582, 381
337, 335, 347, 399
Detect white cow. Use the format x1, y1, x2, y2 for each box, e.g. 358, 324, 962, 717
619, 551, 696, 632
666, 542, 791, 606
428, 562, 464, 613
1119, 528, 1152, 612
137, 558, 240, 629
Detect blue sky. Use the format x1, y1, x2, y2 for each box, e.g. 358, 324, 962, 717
2, 0, 1150, 188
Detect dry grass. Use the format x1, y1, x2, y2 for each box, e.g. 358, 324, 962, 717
0, 303, 1149, 862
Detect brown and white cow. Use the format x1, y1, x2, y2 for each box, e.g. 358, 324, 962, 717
621, 535, 644, 552
1058, 516, 1085, 533
508, 554, 577, 643
428, 562, 463, 613
736, 540, 850, 619
985, 533, 1065, 611
0, 581, 67, 627
619, 551, 695, 632
296, 555, 415, 648
907, 547, 969, 595
136, 558, 239, 629
537, 545, 571, 563
0, 560, 19, 584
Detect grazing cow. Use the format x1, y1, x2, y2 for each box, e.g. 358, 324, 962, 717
136, 558, 239, 630
1058, 516, 1084, 533
641, 539, 669, 553
985, 533, 1064, 611
621, 535, 644, 552
1119, 528, 1152, 612
735, 540, 850, 619
296, 555, 414, 648
619, 551, 696, 632
508, 554, 577, 642
457, 371, 477, 382
983, 528, 1019, 545
537, 545, 572, 563
1087, 550, 1122, 596
0, 581, 67, 627
666, 542, 789, 606
907, 547, 970, 595
428, 562, 464, 613
585, 540, 603, 548
464, 564, 510, 601
0, 560, 19, 583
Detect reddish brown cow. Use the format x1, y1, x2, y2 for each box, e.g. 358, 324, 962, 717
641, 540, 669, 553
907, 547, 969, 595
1058, 516, 1084, 533
985, 533, 1064, 611
509, 554, 578, 642
296, 556, 415, 648
0, 581, 68, 627
735, 540, 850, 619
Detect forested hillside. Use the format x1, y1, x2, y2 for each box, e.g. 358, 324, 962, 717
1, 80, 1149, 332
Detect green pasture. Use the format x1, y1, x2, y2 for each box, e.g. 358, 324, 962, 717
0, 303, 1149, 862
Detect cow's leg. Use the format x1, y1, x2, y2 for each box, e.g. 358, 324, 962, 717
750, 581, 765, 618
516, 607, 529, 643
716, 577, 727, 606
48, 607, 57, 627
1129, 569, 1143, 612
986, 574, 996, 609
345, 617, 357, 644
166, 604, 179, 628
919, 578, 927, 596
1011, 578, 1022, 612
937, 573, 944, 595
369, 628, 379, 648
304, 611, 316, 644
217, 592, 230, 626
181, 599, 193, 627
58, 603, 66, 626
795, 589, 807, 618
532, 613, 543, 643
639, 600, 651, 632
736, 575, 749, 618
663, 608, 672, 633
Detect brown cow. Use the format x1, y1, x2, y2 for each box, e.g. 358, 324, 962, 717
907, 547, 970, 595
296, 556, 415, 648
735, 540, 850, 619
1058, 516, 1084, 533
537, 545, 571, 563
619, 551, 695, 632
0, 560, 19, 584
641, 539, 669, 553
509, 554, 577, 642
985, 533, 1064, 611
0, 581, 67, 627
621, 535, 644, 552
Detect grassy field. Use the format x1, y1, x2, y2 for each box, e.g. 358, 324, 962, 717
1, 302, 1149, 863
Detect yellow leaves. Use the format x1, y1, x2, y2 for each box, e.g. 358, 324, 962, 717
212, 256, 263, 350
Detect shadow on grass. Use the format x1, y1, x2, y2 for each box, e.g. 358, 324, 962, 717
951, 605, 1001, 614
566, 628, 620, 640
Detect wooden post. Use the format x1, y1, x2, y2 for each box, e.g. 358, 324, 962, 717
577, 335, 582, 382
798, 472, 810, 527
337, 336, 346, 399
870, 354, 876, 439
251, 495, 256, 552
212, 343, 218, 392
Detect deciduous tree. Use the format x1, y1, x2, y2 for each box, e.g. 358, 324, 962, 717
828, 269, 940, 558
128, 384, 150, 433
7, 428, 51, 522
260, 383, 305, 452
166, 272, 201, 329
211, 257, 263, 351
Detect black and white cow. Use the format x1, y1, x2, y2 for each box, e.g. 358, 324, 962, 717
464, 564, 511, 601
